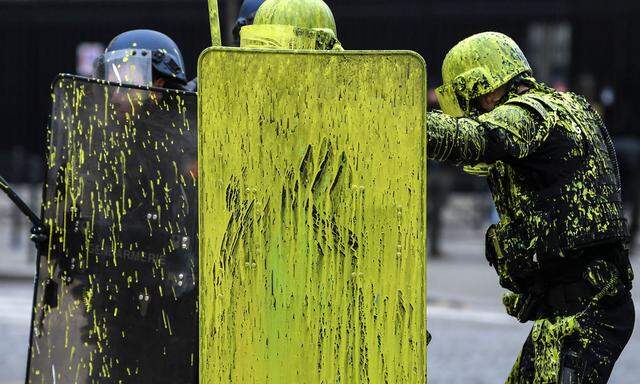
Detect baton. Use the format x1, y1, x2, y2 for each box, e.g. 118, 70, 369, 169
208, 0, 222, 46
0, 174, 43, 227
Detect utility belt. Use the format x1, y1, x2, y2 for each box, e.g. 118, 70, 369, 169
505, 258, 632, 322
486, 224, 634, 322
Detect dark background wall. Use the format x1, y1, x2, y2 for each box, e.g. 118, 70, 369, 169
1, 0, 639, 181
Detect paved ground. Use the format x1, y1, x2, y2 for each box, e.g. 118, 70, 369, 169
0, 184, 40, 280
427, 242, 640, 384
0, 281, 32, 384
0, 193, 638, 383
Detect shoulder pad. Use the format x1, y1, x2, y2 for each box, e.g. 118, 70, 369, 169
479, 94, 556, 143
504, 94, 555, 122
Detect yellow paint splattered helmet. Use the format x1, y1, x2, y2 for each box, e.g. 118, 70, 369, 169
254, 0, 337, 35
240, 0, 342, 50
436, 32, 531, 117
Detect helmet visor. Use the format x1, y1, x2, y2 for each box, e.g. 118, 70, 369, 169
435, 84, 464, 117
103, 49, 153, 87
240, 25, 339, 51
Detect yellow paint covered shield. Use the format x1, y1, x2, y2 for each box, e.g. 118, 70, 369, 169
198, 48, 427, 383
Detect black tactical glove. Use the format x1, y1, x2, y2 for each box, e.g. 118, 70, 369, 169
503, 292, 523, 318
30, 225, 49, 254
503, 290, 542, 323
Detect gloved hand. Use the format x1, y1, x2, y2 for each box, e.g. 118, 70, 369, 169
185, 78, 198, 92
503, 291, 541, 323
30, 225, 49, 254
503, 292, 524, 318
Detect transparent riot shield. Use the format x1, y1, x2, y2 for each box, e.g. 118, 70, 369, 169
26, 75, 198, 384
198, 49, 427, 383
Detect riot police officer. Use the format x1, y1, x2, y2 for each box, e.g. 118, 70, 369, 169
31, 28, 194, 245
427, 32, 635, 383
30, 29, 190, 250
238, 0, 342, 50
28, 29, 198, 384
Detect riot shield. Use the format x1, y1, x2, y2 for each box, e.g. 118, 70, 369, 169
26, 75, 198, 384
198, 49, 427, 383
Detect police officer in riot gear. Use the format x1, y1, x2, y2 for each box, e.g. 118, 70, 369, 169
428, 32, 634, 383
237, 0, 431, 346
238, 0, 342, 50
30, 29, 191, 250
31, 28, 192, 244
27, 29, 198, 383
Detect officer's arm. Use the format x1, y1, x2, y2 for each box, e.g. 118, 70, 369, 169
427, 104, 549, 165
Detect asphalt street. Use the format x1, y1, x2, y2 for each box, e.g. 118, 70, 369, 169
0, 281, 32, 384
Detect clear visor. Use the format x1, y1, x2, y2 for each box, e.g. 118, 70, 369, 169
103, 49, 153, 87
240, 24, 340, 51
241, 25, 317, 50
435, 84, 465, 117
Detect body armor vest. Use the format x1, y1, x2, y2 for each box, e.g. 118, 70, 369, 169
487, 87, 629, 270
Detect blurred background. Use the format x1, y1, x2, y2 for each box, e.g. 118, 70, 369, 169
0, 0, 639, 383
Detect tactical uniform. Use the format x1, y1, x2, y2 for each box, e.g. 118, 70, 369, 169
428, 32, 634, 383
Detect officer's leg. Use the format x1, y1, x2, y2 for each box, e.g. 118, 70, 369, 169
558, 295, 635, 384
505, 328, 535, 384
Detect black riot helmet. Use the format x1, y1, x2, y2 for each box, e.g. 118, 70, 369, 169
96, 29, 187, 89
233, 0, 266, 46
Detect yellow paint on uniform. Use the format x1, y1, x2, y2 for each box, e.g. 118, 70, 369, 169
198, 48, 427, 383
